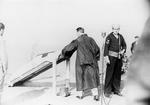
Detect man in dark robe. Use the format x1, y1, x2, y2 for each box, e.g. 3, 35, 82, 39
104, 24, 126, 97
57, 27, 100, 101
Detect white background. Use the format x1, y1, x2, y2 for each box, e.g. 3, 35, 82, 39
0, 0, 149, 73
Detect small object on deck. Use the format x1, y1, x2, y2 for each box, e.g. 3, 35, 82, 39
76, 95, 84, 99
94, 95, 99, 101
57, 87, 71, 97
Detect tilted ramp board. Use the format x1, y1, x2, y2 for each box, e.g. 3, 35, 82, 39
10, 61, 52, 87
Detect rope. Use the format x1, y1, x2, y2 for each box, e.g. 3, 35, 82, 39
99, 41, 112, 105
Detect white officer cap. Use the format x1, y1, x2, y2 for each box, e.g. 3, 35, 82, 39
112, 24, 120, 30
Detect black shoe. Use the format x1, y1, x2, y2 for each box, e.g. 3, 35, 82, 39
114, 92, 123, 96
64, 88, 71, 97
104, 93, 112, 98
94, 95, 99, 101
76, 95, 84, 99
64, 92, 71, 97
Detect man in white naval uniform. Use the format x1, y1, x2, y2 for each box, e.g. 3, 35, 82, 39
0, 23, 8, 91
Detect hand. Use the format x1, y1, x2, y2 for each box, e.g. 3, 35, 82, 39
104, 56, 110, 64
2, 66, 7, 74
56, 54, 64, 64
119, 49, 125, 55
3, 71, 6, 76
57, 54, 62, 60
2, 68, 7, 76
41, 53, 48, 58
56, 54, 61, 62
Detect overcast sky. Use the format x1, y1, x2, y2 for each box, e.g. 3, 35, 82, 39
0, 0, 149, 73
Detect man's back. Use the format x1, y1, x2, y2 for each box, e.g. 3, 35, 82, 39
76, 34, 100, 65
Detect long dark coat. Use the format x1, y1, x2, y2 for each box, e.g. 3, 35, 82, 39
57, 34, 100, 91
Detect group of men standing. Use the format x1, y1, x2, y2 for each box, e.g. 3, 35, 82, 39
104, 25, 126, 97
57, 24, 127, 101
0, 22, 139, 102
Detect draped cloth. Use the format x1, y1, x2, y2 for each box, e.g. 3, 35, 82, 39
57, 34, 100, 91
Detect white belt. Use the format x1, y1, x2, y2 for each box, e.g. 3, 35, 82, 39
109, 51, 119, 58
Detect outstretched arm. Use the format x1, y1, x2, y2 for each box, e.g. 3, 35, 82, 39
57, 40, 77, 64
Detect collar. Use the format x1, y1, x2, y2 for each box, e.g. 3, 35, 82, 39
113, 33, 119, 39
78, 34, 87, 38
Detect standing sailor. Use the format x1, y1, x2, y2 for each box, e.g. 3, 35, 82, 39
104, 24, 126, 97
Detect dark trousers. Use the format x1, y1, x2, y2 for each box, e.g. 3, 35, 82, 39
104, 56, 122, 94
